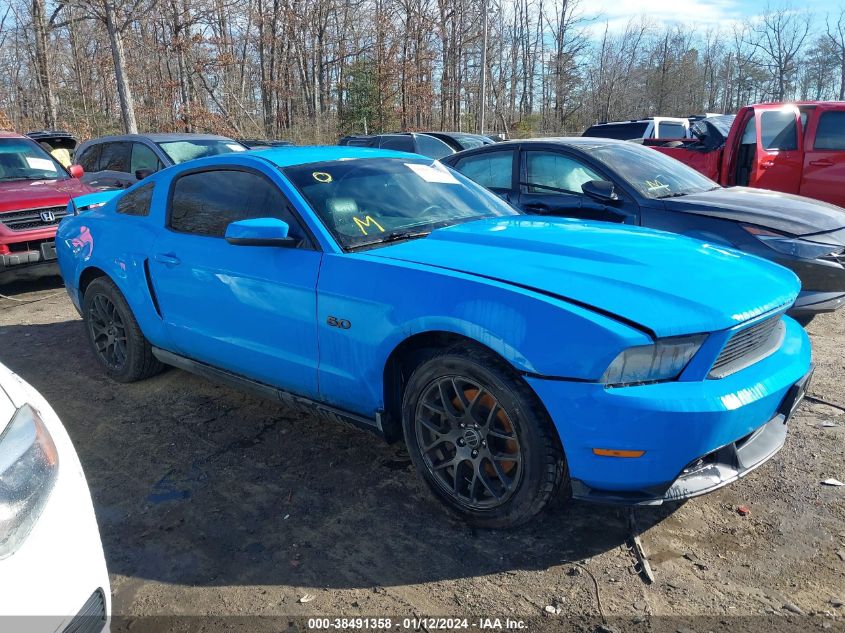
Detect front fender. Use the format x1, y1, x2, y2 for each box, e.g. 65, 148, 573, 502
315, 253, 650, 416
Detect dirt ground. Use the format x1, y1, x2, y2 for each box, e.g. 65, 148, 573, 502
1, 273, 844, 632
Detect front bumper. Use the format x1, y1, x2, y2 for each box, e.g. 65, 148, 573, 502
0, 222, 60, 274
527, 316, 812, 503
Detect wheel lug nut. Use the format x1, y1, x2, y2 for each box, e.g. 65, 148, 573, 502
481, 440, 486, 447
471, 450, 478, 458
457, 439, 465, 446
460, 423, 465, 428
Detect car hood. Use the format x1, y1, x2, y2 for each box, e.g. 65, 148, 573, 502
666, 187, 845, 238
366, 217, 800, 337
0, 178, 93, 214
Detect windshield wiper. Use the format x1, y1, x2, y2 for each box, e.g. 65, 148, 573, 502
655, 191, 689, 199
350, 230, 432, 250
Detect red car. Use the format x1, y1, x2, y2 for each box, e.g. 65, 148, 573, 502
648, 102, 845, 208
0, 132, 92, 281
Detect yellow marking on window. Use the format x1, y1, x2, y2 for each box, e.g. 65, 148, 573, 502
313, 171, 333, 183
353, 216, 385, 235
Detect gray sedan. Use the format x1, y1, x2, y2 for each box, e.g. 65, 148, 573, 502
74, 133, 248, 189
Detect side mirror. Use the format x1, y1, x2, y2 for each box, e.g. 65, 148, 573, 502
225, 218, 296, 247
135, 168, 154, 181
69, 164, 84, 179
581, 179, 618, 203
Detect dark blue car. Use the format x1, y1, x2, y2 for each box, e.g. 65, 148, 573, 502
56, 146, 812, 527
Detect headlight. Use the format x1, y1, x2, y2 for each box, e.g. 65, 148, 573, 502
602, 335, 707, 387
743, 225, 845, 260
0, 404, 59, 559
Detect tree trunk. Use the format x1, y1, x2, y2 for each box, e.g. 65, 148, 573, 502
32, 0, 57, 128
104, 2, 138, 133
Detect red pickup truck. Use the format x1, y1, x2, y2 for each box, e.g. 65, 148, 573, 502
0, 132, 92, 282
649, 102, 845, 208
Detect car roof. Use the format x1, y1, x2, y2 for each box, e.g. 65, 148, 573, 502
249, 145, 423, 167
466, 137, 626, 151
81, 133, 236, 144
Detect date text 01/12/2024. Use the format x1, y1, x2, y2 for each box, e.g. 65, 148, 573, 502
306, 617, 528, 630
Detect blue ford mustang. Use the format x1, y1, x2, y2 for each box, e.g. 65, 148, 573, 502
56, 146, 812, 528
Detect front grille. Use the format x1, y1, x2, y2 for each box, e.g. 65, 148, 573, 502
0, 205, 67, 231
709, 315, 785, 379
62, 589, 107, 633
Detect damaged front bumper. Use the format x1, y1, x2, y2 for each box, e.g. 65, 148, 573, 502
527, 315, 812, 505
570, 365, 813, 505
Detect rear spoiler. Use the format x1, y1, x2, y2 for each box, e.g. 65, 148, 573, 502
67, 189, 123, 215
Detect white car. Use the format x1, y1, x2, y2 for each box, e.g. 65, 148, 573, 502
582, 116, 692, 140
0, 362, 110, 631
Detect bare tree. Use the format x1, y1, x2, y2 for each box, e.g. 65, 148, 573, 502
747, 5, 812, 100
826, 6, 845, 100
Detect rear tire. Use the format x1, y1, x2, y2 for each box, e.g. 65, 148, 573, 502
402, 346, 567, 528
82, 277, 164, 382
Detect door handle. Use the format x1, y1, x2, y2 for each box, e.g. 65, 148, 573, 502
809, 159, 833, 167
760, 161, 775, 169
154, 253, 181, 267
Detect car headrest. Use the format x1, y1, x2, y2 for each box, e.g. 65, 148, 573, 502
327, 197, 359, 217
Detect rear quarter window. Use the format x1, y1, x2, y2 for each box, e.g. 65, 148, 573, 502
453, 151, 514, 189
116, 183, 154, 216
814, 111, 845, 151
77, 144, 102, 172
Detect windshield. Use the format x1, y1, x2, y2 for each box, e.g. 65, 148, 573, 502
0, 138, 67, 182
282, 158, 519, 250
586, 142, 719, 199
156, 139, 247, 164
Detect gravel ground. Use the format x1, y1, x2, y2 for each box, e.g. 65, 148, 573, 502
1, 274, 844, 633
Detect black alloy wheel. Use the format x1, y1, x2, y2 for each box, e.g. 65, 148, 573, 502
415, 375, 523, 509
87, 293, 128, 370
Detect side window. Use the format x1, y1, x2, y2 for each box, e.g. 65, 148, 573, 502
453, 151, 514, 189
116, 183, 154, 216
813, 112, 845, 151
760, 111, 797, 150
657, 121, 686, 138
740, 116, 756, 144
169, 169, 306, 243
130, 143, 162, 174
77, 144, 102, 172
98, 142, 132, 172
524, 151, 602, 195
414, 134, 454, 160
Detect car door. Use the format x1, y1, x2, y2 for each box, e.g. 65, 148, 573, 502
449, 148, 517, 203
518, 149, 635, 223
800, 108, 845, 207
149, 166, 322, 398
750, 105, 804, 195
129, 142, 164, 182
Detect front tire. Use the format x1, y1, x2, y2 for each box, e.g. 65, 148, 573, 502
402, 347, 567, 528
82, 277, 164, 382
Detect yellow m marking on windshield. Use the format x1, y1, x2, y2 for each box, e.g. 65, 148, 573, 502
353, 216, 385, 235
